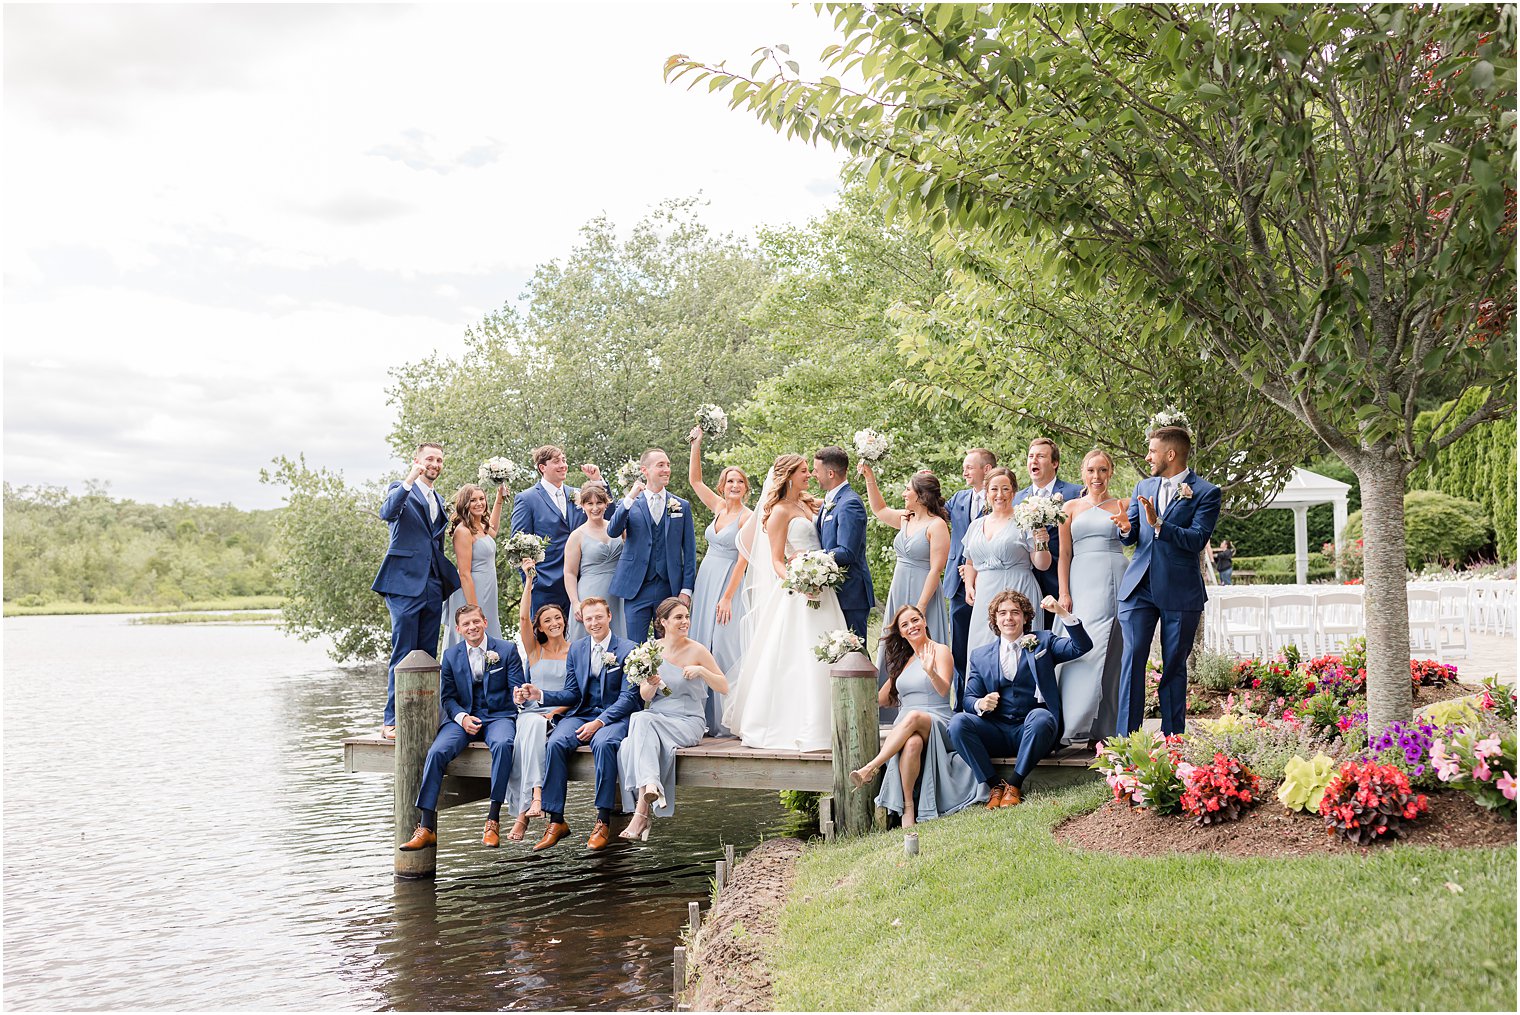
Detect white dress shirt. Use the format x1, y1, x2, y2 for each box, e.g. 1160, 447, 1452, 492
540, 479, 568, 519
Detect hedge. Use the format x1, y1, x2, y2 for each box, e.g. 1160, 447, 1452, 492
1231, 552, 1338, 584
1344, 490, 1495, 570
1408, 387, 1517, 564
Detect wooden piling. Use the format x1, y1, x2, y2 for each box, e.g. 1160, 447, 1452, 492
673, 945, 687, 994
715, 859, 727, 893
688, 900, 701, 935
829, 651, 881, 837
724, 844, 735, 869
394, 649, 440, 880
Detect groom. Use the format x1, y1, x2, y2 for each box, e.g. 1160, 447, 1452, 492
1113, 425, 1220, 737
813, 446, 874, 641
372, 441, 461, 737
607, 448, 697, 643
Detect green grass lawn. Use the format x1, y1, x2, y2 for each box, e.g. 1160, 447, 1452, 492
775, 782, 1516, 1010
3, 595, 283, 617
128, 611, 281, 625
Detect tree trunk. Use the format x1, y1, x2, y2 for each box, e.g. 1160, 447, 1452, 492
1355, 456, 1413, 732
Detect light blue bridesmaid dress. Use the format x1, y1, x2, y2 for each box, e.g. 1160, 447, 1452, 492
1056, 505, 1126, 744
617, 660, 707, 818
568, 530, 625, 642
964, 516, 1044, 656
689, 515, 748, 736
507, 655, 567, 814
873, 657, 987, 819
442, 532, 500, 651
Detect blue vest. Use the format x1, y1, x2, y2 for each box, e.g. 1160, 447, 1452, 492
644, 506, 668, 582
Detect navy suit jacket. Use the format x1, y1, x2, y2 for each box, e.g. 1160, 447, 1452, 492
1013, 478, 1084, 598
372, 481, 462, 599
942, 487, 978, 600
1118, 469, 1221, 612
605, 493, 697, 599
962, 622, 1092, 730
439, 634, 522, 724
817, 482, 876, 613
540, 633, 643, 725
509, 482, 587, 599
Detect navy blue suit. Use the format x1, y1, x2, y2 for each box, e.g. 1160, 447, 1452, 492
509, 482, 587, 612
942, 487, 981, 673
817, 482, 875, 640
373, 480, 462, 726
948, 623, 1092, 787
540, 633, 644, 817
606, 491, 697, 643
1012, 478, 1084, 626
1116, 469, 1221, 736
414, 635, 523, 812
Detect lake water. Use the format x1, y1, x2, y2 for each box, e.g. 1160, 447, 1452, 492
2, 615, 791, 1010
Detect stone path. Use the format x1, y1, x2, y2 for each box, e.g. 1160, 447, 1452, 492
1455, 631, 1516, 686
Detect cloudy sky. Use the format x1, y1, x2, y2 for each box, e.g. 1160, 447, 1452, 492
3, 3, 846, 509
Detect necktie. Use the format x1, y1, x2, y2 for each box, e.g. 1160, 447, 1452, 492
470, 647, 484, 682
554, 487, 566, 518
648, 492, 662, 521
424, 486, 437, 522
593, 643, 606, 675
1158, 479, 1173, 519
1001, 642, 1015, 681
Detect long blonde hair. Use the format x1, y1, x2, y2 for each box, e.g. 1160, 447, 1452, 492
761, 454, 818, 526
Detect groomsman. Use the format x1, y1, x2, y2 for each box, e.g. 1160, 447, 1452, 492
943, 448, 997, 674
372, 441, 461, 738
1113, 426, 1220, 736
607, 449, 697, 643
814, 446, 875, 641
526, 598, 641, 851
398, 605, 522, 850
948, 590, 1091, 808
1013, 438, 1083, 629
509, 446, 606, 612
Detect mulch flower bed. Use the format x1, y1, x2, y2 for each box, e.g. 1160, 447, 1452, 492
1054, 789, 1516, 859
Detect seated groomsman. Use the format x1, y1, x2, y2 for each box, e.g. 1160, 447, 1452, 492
525, 597, 642, 851
510, 445, 607, 612
399, 605, 522, 851
606, 449, 697, 642
1014, 437, 1084, 629
948, 590, 1091, 808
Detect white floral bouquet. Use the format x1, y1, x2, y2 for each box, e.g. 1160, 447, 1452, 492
623, 640, 671, 696
615, 459, 643, 490
813, 629, 866, 664
1012, 493, 1068, 533
1146, 405, 1193, 436
782, 549, 845, 609
501, 532, 547, 564
688, 404, 729, 442
853, 428, 892, 464
478, 457, 536, 488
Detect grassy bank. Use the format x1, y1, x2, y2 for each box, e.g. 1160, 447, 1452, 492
774, 782, 1516, 1010
3, 596, 284, 617
128, 611, 281, 625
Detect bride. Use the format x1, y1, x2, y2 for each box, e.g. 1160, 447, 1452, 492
722, 454, 846, 752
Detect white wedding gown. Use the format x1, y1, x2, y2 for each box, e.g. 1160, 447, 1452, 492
723, 515, 845, 752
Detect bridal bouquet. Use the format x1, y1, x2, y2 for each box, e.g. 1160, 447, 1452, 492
1146, 405, 1193, 435
687, 404, 729, 442
501, 532, 547, 564
813, 629, 866, 663
853, 428, 892, 465
478, 457, 536, 488
615, 459, 644, 490
782, 550, 845, 609
1012, 493, 1068, 533
623, 640, 671, 696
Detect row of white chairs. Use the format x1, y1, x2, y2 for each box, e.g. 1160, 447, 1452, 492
1204, 582, 1514, 662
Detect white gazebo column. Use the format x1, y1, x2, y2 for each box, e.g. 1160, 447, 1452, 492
1332, 495, 1349, 581
1292, 505, 1310, 584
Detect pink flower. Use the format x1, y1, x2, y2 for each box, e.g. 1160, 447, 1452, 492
1499, 772, 1516, 801
1431, 740, 1463, 782
1475, 735, 1502, 760
1473, 759, 1492, 782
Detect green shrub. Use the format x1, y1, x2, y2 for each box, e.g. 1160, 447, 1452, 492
1231, 552, 1337, 583
1409, 387, 1517, 564
1343, 490, 1494, 570
1193, 649, 1237, 692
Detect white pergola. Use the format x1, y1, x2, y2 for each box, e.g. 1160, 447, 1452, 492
1259, 467, 1354, 583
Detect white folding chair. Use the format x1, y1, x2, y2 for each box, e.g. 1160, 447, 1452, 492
1406, 589, 1442, 661
1494, 582, 1517, 638
1265, 592, 1316, 657
1315, 590, 1364, 655
1435, 585, 1471, 660
1218, 593, 1269, 658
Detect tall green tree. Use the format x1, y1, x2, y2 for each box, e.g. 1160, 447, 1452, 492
671, 3, 1517, 730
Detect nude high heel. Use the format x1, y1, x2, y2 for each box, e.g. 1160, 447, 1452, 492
619, 810, 651, 841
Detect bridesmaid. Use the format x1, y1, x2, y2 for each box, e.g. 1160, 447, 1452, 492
851, 605, 985, 826
858, 463, 951, 708
1055, 449, 1130, 750
685, 426, 751, 736
505, 559, 571, 841
563, 482, 625, 642
963, 466, 1050, 655
442, 482, 505, 652
618, 598, 728, 841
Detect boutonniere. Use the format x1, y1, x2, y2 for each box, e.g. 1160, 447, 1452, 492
977, 503, 991, 518
666, 499, 683, 518
601, 650, 619, 670
1018, 634, 1038, 650
485, 649, 500, 665
1177, 482, 1194, 500
568, 488, 580, 506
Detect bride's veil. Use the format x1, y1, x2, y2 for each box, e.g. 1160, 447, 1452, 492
736, 464, 782, 643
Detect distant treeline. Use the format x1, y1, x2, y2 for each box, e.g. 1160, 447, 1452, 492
3, 483, 280, 608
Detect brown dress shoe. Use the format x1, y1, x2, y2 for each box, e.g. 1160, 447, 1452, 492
1002, 784, 1023, 807
586, 820, 613, 850
532, 821, 571, 852
398, 825, 437, 851
482, 819, 500, 848
985, 783, 1007, 810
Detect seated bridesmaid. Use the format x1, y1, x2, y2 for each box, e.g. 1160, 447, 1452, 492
505, 559, 571, 841
618, 598, 728, 841
564, 482, 626, 642
850, 604, 986, 826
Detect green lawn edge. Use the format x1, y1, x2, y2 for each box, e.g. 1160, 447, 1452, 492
3, 596, 284, 617
775, 782, 1517, 1011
